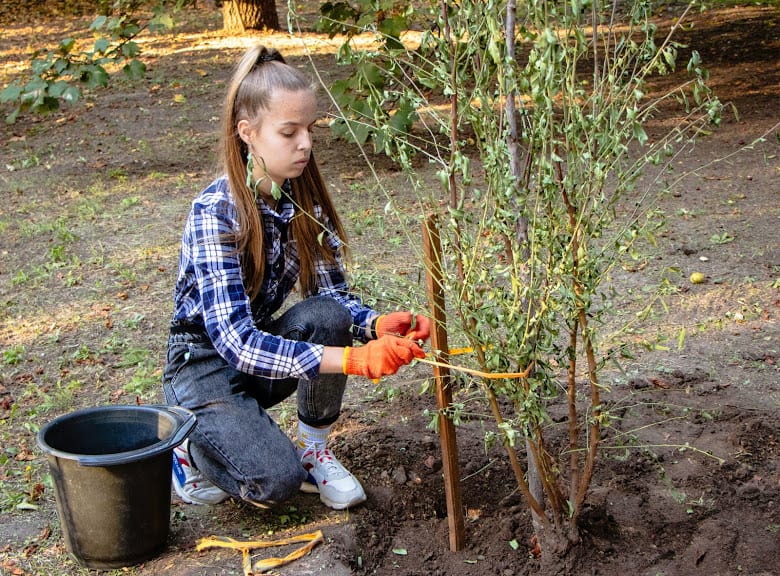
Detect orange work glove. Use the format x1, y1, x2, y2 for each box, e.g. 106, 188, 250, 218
343, 336, 425, 379
374, 312, 431, 342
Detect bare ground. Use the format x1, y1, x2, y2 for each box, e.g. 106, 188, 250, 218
0, 2, 778, 576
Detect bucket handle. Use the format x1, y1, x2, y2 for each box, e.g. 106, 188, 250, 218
77, 405, 197, 467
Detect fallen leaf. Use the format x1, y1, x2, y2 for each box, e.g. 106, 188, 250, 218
1, 559, 26, 575
529, 534, 541, 558
31, 483, 45, 501
15, 449, 35, 461
649, 377, 671, 389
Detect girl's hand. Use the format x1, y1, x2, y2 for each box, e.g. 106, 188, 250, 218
374, 312, 431, 342
343, 336, 425, 379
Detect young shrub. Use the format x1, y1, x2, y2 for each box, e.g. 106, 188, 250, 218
318, 0, 721, 569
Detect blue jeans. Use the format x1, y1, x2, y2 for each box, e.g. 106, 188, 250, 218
162, 296, 352, 504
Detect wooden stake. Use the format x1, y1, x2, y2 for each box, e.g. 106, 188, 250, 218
421, 214, 465, 551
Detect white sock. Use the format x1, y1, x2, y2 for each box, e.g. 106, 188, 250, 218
297, 421, 331, 454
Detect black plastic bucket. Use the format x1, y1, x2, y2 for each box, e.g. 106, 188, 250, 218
36, 404, 196, 569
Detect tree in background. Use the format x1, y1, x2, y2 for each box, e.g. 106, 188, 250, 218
0, 0, 281, 122
222, 0, 279, 32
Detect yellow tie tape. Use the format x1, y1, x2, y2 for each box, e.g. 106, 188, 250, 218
418, 356, 532, 380
371, 341, 526, 382
196, 530, 324, 575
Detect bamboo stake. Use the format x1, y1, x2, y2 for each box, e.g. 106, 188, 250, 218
421, 214, 465, 552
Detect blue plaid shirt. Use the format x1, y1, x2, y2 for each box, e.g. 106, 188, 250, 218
171, 176, 374, 380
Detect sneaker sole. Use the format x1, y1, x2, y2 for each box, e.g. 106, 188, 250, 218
300, 474, 319, 494
319, 491, 367, 510
173, 482, 229, 505
299, 478, 367, 509
171, 446, 229, 505
171, 466, 229, 506
172, 475, 199, 505
171, 452, 199, 504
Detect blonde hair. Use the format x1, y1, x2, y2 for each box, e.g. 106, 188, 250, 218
220, 45, 348, 300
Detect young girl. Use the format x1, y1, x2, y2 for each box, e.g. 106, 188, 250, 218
162, 45, 430, 511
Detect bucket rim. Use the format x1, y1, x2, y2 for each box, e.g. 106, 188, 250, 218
36, 404, 196, 467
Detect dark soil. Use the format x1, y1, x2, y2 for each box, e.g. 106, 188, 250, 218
1, 2, 778, 576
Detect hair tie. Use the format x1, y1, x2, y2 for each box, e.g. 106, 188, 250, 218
257, 51, 280, 65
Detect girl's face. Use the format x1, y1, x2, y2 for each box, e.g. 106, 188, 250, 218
238, 88, 318, 197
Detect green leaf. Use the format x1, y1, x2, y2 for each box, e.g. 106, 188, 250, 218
53, 57, 70, 74
357, 61, 384, 87
0, 83, 22, 103
93, 37, 110, 55
61, 85, 81, 104
392, 548, 408, 556
378, 16, 408, 49
388, 98, 416, 134
90, 15, 108, 30
31, 57, 53, 75
120, 22, 141, 38
81, 65, 110, 89
632, 122, 648, 146
123, 59, 146, 80
150, 13, 174, 31
47, 80, 69, 98
270, 180, 283, 200
5, 105, 21, 124
59, 38, 76, 54
121, 41, 141, 59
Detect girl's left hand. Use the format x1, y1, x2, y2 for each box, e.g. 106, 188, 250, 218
375, 312, 431, 342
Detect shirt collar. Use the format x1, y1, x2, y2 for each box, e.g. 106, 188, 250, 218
257, 180, 295, 222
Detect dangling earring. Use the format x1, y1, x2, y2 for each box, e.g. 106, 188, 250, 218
246, 151, 283, 201
246, 151, 264, 198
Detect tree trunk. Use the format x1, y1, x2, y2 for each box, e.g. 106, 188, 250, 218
537, 524, 579, 576
222, 0, 279, 32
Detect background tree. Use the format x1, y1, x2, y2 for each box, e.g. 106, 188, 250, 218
222, 0, 280, 32
0, 0, 281, 122
1, 0, 175, 122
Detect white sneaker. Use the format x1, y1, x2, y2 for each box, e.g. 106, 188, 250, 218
172, 439, 230, 505
299, 447, 367, 510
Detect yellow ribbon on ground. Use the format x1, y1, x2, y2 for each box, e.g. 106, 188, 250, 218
196, 530, 324, 575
